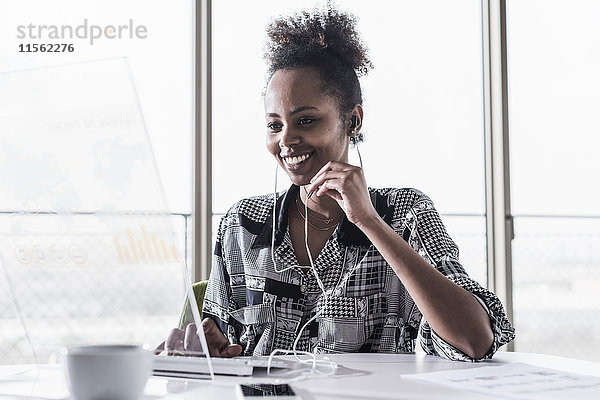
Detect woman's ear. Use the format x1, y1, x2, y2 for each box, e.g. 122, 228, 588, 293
348, 104, 364, 135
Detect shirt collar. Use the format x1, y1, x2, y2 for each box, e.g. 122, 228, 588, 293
252, 184, 395, 249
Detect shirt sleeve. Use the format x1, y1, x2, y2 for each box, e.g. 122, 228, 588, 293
402, 191, 515, 361
201, 206, 242, 346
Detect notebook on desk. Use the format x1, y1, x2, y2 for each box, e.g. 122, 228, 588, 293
152, 355, 291, 378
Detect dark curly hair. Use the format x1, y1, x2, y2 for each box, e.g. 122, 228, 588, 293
264, 4, 373, 143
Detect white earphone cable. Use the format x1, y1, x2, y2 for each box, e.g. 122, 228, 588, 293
268, 142, 365, 378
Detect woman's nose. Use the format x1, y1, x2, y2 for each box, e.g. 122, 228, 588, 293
278, 125, 301, 148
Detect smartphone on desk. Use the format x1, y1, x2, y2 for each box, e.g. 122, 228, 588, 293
236, 383, 301, 400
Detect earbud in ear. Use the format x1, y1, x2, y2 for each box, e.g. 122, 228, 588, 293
351, 115, 359, 129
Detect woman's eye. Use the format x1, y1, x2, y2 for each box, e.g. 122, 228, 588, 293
267, 122, 282, 131
298, 117, 315, 126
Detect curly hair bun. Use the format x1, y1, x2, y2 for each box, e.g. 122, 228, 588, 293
265, 4, 373, 77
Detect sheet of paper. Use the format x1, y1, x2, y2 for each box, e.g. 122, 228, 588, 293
402, 362, 600, 400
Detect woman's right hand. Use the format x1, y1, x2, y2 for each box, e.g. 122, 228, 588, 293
155, 317, 243, 358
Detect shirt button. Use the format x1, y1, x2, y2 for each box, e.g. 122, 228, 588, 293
300, 284, 307, 293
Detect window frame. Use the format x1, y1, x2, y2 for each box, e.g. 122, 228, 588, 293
481, 0, 514, 351
193, 0, 213, 282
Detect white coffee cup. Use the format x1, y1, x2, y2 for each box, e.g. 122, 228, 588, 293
64, 344, 153, 400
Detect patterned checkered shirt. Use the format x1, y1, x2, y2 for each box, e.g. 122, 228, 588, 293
203, 185, 515, 361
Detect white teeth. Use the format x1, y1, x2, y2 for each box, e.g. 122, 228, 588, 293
283, 153, 310, 165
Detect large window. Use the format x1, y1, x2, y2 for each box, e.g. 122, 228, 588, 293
0, 0, 193, 364
211, 0, 600, 362
507, 0, 600, 361
1, 0, 193, 214
212, 0, 488, 286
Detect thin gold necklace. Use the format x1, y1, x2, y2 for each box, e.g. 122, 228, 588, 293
295, 196, 341, 231
301, 187, 343, 223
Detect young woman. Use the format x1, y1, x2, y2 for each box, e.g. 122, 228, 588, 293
165, 6, 514, 361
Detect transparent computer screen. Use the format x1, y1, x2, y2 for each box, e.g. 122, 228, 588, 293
0, 58, 197, 365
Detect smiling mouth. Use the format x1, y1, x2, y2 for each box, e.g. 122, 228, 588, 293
281, 152, 313, 168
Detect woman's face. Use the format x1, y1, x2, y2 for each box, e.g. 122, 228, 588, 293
265, 67, 349, 187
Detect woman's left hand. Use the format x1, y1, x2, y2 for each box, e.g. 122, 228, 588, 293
305, 161, 378, 226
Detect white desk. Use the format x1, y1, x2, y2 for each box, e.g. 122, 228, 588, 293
2, 352, 599, 400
